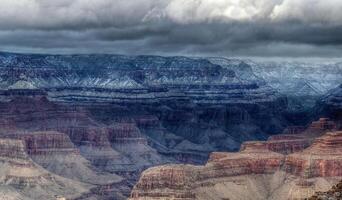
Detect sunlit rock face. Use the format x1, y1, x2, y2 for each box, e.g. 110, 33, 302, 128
130, 130, 342, 200
285, 131, 342, 177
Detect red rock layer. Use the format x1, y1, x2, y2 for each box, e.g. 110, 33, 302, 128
130, 131, 342, 200
248, 118, 338, 155
202, 144, 284, 180
4, 131, 79, 155
308, 118, 337, 131
130, 165, 197, 199
130, 143, 285, 199
285, 131, 342, 177
266, 136, 311, 155
239, 135, 310, 155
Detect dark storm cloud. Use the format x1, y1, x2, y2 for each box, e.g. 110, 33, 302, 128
0, 0, 342, 57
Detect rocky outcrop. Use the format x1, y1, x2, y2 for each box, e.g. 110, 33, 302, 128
265, 135, 311, 154
262, 118, 337, 155
130, 143, 285, 200
0, 138, 92, 200
130, 130, 342, 200
285, 131, 342, 177
2, 52, 341, 199
308, 118, 337, 132
2, 131, 122, 185
0, 95, 168, 172
0, 53, 297, 170
309, 180, 342, 200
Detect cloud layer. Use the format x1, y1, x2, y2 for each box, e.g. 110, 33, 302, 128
0, 0, 342, 57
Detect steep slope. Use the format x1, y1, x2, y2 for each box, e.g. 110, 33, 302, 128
247, 61, 342, 124
248, 61, 342, 96
2, 131, 122, 185
316, 84, 342, 128
0, 96, 170, 171
130, 129, 342, 200
0, 52, 290, 157
0, 138, 91, 200
0, 52, 278, 105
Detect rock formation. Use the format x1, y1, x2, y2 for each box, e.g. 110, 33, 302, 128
0, 138, 92, 200
2, 131, 122, 185
308, 180, 342, 200
130, 130, 342, 200
285, 131, 342, 177
0, 52, 291, 154
317, 84, 342, 129
0, 52, 341, 199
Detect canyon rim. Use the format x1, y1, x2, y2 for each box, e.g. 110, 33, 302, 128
0, 0, 342, 200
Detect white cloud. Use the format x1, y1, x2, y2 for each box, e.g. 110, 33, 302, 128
0, 0, 342, 30
271, 0, 342, 25
160, 0, 282, 23
0, 0, 341, 56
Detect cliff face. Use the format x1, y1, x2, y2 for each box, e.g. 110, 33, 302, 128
317, 84, 342, 129
0, 53, 278, 104
0, 96, 167, 199
0, 52, 291, 156
0, 96, 171, 174
285, 131, 342, 177
0, 138, 91, 200
0, 52, 341, 199
130, 130, 342, 200
3, 131, 122, 186
247, 61, 342, 97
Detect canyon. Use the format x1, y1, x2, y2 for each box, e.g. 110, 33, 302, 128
130, 124, 341, 200
0, 52, 341, 199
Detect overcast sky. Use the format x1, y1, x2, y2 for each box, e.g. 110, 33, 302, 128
0, 0, 342, 57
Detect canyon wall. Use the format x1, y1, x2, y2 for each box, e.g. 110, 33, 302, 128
130, 129, 342, 200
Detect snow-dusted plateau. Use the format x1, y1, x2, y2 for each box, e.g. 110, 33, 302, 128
0, 52, 341, 199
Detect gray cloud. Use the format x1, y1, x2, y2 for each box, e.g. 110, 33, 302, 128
0, 0, 342, 57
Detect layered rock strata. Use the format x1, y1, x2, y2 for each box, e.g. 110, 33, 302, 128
0, 52, 291, 156
285, 131, 342, 177
0, 138, 91, 200
130, 131, 342, 200
0, 96, 168, 174
2, 131, 122, 185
